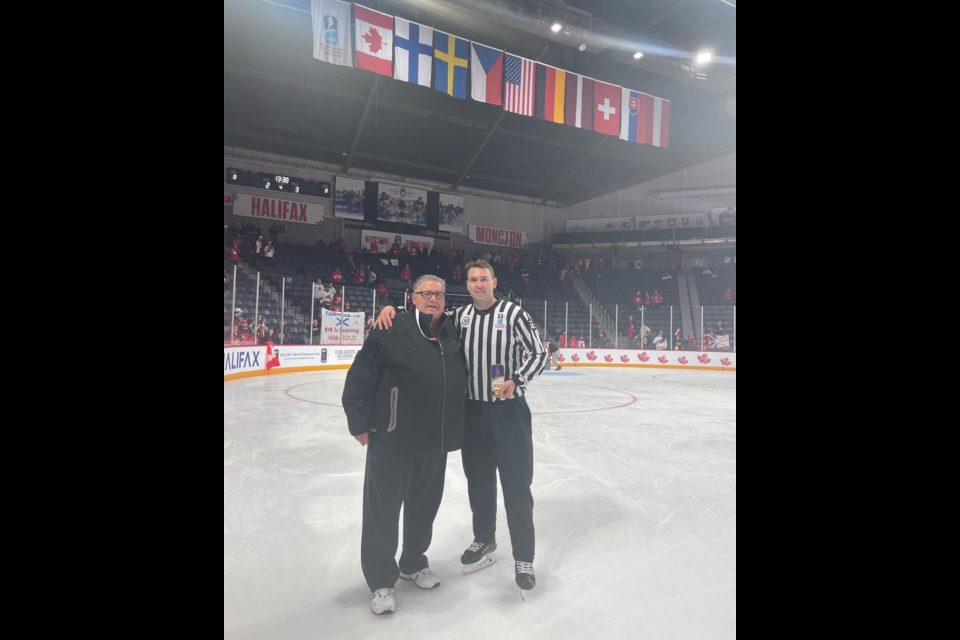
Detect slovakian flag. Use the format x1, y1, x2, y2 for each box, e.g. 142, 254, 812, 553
504, 53, 536, 116
535, 64, 566, 124
354, 4, 393, 77
434, 30, 469, 99
311, 0, 353, 68
620, 88, 671, 148
394, 17, 432, 87
563, 73, 594, 130
470, 42, 503, 106
265, 342, 280, 372
592, 80, 621, 137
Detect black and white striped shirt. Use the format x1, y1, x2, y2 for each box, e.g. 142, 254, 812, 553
448, 299, 548, 402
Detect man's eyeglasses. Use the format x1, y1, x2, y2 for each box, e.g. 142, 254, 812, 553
414, 291, 446, 300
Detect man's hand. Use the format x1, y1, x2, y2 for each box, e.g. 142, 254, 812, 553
374, 306, 397, 330
500, 380, 516, 400
354, 428, 378, 446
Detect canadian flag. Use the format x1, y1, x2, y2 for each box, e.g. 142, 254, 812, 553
355, 4, 393, 77
266, 342, 281, 372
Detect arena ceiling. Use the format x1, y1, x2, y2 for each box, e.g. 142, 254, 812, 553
224, 0, 736, 206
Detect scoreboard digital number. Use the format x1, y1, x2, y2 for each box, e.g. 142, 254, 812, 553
226, 167, 330, 198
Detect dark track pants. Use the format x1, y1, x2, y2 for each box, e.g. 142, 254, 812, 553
461, 397, 535, 563
360, 442, 447, 591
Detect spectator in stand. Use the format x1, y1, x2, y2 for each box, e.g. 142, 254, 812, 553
224, 270, 231, 298
238, 319, 255, 343
261, 328, 277, 345
352, 268, 364, 285
644, 292, 652, 306
452, 263, 462, 283
635, 260, 643, 270
578, 336, 586, 348
391, 242, 401, 255
456, 248, 465, 264
256, 315, 266, 342
234, 308, 245, 326
409, 244, 419, 259
269, 224, 281, 240
333, 290, 343, 308
252, 236, 263, 264
336, 237, 347, 252
448, 247, 457, 262
597, 328, 609, 348
264, 242, 275, 259
686, 333, 698, 350
639, 322, 651, 345
331, 268, 343, 285
674, 328, 681, 347
367, 269, 378, 289
318, 239, 327, 251
324, 284, 336, 308
627, 323, 636, 340
674, 341, 682, 351
228, 244, 241, 264
400, 264, 412, 282
661, 270, 672, 280
493, 251, 502, 264
715, 320, 726, 335
634, 291, 642, 307
430, 246, 439, 261
653, 331, 666, 350
651, 290, 663, 304
641, 337, 649, 350
370, 241, 379, 254
376, 280, 388, 304
344, 301, 352, 312
483, 250, 493, 261
723, 287, 735, 301
559, 331, 567, 348
310, 318, 320, 337
702, 265, 713, 276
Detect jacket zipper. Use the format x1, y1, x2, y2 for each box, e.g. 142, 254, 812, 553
439, 341, 446, 452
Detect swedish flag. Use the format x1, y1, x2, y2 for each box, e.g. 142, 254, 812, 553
433, 31, 469, 99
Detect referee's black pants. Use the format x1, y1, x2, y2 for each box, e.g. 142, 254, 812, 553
462, 397, 535, 563
360, 442, 447, 591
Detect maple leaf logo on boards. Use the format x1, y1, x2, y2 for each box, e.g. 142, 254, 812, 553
363, 28, 384, 54
571, 354, 580, 362
620, 355, 630, 363
557, 354, 565, 363
586, 351, 598, 361
721, 358, 732, 367
604, 355, 614, 362
638, 352, 650, 363
678, 357, 689, 365
697, 354, 711, 364
658, 356, 669, 364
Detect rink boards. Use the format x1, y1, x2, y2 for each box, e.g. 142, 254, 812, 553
224, 345, 736, 382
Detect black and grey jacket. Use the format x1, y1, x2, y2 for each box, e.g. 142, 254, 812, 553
342, 309, 467, 453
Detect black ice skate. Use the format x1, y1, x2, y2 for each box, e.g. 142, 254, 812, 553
461, 542, 497, 575
515, 562, 535, 600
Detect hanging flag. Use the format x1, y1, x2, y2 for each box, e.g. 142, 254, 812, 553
394, 17, 432, 87
311, 0, 353, 68
535, 64, 566, 123
592, 80, 621, 136
265, 342, 280, 372
563, 73, 594, 130
620, 88, 671, 148
433, 31, 469, 98
354, 4, 393, 77
504, 54, 536, 116
471, 43, 503, 106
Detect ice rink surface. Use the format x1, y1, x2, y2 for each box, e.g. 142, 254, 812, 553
224, 367, 736, 639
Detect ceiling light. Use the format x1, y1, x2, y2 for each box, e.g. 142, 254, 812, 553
697, 52, 712, 63
633, 52, 644, 59
551, 22, 562, 32
579, 43, 587, 52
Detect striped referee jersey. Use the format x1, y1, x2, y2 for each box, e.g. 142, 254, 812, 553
447, 299, 548, 402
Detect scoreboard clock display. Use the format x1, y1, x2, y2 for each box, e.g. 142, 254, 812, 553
226, 167, 330, 198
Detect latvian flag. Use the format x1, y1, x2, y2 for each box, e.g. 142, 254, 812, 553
563, 73, 594, 130
354, 4, 393, 77
620, 88, 671, 148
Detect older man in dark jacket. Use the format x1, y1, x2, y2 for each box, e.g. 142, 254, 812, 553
342, 275, 467, 616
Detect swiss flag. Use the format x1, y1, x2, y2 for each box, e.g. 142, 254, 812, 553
354, 4, 394, 77
592, 80, 621, 137
265, 342, 280, 372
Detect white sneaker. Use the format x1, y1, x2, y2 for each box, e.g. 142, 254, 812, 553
399, 567, 441, 589
370, 588, 395, 615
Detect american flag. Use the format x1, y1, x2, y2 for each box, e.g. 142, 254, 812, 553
504, 54, 535, 116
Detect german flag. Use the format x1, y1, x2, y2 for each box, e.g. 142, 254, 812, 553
535, 64, 566, 124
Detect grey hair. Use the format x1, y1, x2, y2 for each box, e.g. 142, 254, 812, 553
413, 274, 446, 292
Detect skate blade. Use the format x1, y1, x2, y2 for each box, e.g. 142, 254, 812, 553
462, 553, 497, 575
520, 590, 525, 602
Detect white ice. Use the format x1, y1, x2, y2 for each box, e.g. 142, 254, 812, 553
224, 368, 736, 640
